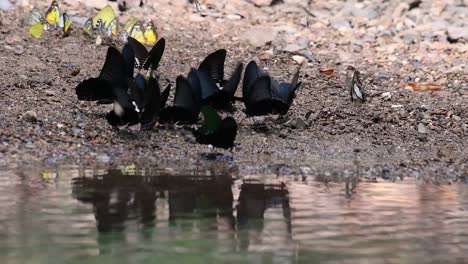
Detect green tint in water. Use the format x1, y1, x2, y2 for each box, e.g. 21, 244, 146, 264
1, 166, 468, 264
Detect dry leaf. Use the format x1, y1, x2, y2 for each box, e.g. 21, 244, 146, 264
405, 82, 443, 91
319, 69, 335, 76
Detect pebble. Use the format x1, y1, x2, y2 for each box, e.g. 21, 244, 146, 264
23, 111, 38, 123
381, 92, 392, 100
95, 36, 102, 46
417, 123, 426, 134
292, 55, 306, 65
331, 18, 352, 31
447, 27, 468, 42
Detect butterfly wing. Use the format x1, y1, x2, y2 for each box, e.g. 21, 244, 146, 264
29, 8, 44, 25
242, 61, 261, 100
223, 62, 243, 97
83, 18, 94, 36
143, 21, 157, 46
245, 76, 272, 115
99, 47, 127, 88
121, 43, 135, 77
29, 21, 45, 38
130, 73, 146, 111
61, 13, 71, 36
160, 84, 171, 109
270, 79, 289, 105
129, 22, 146, 46
123, 16, 139, 34
45, 1, 60, 26
200, 105, 223, 135
351, 70, 365, 102
75, 77, 113, 102
174, 73, 201, 120
140, 76, 161, 130
194, 69, 219, 100
127, 36, 148, 69
198, 49, 226, 84
143, 38, 165, 71
93, 5, 115, 29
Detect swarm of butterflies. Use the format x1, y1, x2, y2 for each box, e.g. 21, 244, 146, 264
83, 4, 157, 46
28, 0, 71, 38
74, 36, 321, 149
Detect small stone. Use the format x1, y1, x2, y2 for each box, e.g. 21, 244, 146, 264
381, 92, 391, 100
447, 27, 468, 42
292, 55, 305, 65
438, 147, 453, 158
417, 123, 426, 134
45, 90, 55, 97
331, 18, 351, 31
226, 14, 242, 20
290, 118, 307, 129
23, 111, 38, 123
95, 35, 102, 45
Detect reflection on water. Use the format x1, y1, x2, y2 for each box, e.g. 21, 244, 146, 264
1, 166, 468, 263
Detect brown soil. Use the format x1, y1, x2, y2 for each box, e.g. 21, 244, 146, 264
0, 0, 467, 180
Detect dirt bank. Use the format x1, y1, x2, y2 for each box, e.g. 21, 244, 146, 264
0, 0, 467, 180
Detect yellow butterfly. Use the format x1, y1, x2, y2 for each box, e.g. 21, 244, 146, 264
143, 21, 157, 45
123, 16, 139, 34
129, 22, 146, 44
29, 8, 49, 38
45, 0, 60, 27
92, 5, 115, 31
83, 17, 94, 36
59, 12, 71, 36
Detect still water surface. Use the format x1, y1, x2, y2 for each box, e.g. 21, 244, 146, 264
1, 166, 468, 264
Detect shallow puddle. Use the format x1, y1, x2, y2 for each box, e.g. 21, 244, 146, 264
1, 165, 468, 263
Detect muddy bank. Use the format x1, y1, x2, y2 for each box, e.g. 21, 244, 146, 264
0, 0, 467, 180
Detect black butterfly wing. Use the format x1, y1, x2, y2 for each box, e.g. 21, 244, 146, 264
187, 70, 202, 114
270, 79, 288, 104
121, 44, 135, 77
127, 36, 148, 69
194, 69, 219, 100
198, 49, 226, 84
242, 61, 261, 100
174, 75, 199, 120
223, 62, 243, 98
245, 76, 272, 115
160, 84, 171, 109
130, 73, 146, 111
99, 47, 127, 87
143, 38, 165, 71
107, 85, 139, 127
75, 77, 113, 102
140, 76, 161, 130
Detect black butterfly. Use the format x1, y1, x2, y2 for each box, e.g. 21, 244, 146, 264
105, 83, 140, 127
270, 64, 302, 115
127, 37, 165, 71
197, 49, 243, 111
130, 72, 171, 130
75, 45, 134, 104
349, 69, 366, 103
242, 61, 273, 116
159, 69, 202, 124
193, 106, 237, 150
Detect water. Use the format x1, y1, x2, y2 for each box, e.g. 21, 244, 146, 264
1, 166, 468, 264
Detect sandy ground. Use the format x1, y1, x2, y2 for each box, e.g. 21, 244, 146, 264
0, 0, 467, 180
